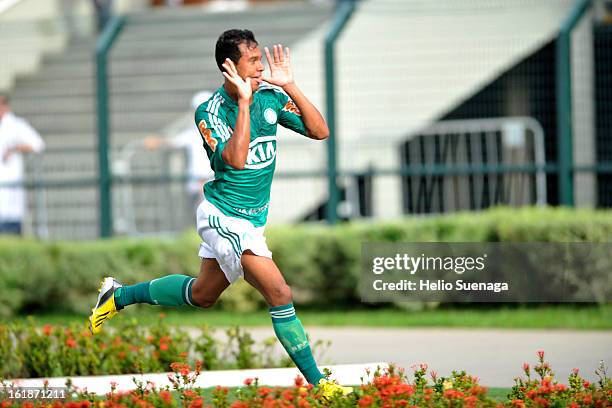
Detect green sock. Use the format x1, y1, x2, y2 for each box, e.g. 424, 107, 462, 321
114, 274, 197, 308
270, 303, 324, 385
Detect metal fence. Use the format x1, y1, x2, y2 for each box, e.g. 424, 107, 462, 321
3, 0, 612, 239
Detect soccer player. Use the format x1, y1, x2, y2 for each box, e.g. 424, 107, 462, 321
89, 29, 352, 397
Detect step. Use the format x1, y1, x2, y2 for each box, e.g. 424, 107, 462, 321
38, 132, 151, 148
12, 74, 216, 98
30, 27, 314, 80
11, 90, 201, 115
120, 16, 329, 41
43, 28, 314, 65
125, 3, 330, 25
27, 111, 184, 134
19, 56, 215, 82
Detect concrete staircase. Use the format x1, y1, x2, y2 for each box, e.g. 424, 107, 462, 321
10, 2, 332, 239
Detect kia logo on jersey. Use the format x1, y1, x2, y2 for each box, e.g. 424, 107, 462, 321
245, 136, 276, 169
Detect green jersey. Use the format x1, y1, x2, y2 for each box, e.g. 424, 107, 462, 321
194, 84, 307, 227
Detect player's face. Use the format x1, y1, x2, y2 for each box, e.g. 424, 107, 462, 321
235, 42, 265, 91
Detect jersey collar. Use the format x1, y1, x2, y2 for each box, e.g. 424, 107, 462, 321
218, 84, 259, 108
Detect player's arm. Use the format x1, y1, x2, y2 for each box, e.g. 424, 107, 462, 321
263, 44, 329, 140
220, 58, 252, 170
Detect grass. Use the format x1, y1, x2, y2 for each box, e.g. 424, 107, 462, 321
184, 386, 512, 403
12, 304, 611, 329
487, 388, 512, 402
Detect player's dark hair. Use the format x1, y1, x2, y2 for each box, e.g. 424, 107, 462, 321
215, 29, 258, 72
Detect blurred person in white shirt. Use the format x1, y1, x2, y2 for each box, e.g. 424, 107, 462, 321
0, 93, 45, 235
143, 91, 215, 211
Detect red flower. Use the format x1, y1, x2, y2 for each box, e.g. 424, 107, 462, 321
463, 396, 478, 407
43, 324, 53, 336
160, 343, 169, 351
258, 387, 272, 397
469, 385, 486, 396
188, 397, 204, 408
159, 390, 172, 404
522, 363, 529, 372
66, 337, 77, 349
511, 399, 525, 408
243, 378, 254, 386
281, 389, 294, 401
117, 351, 126, 360
572, 368, 579, 375
443, 389, 465, 399
294, 376, 305, 387
537, 350, 545, 360
183, 389, 197, 399
358, 395, 374, 407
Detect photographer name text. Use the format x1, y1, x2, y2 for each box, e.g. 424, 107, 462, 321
373, 279, 509, 292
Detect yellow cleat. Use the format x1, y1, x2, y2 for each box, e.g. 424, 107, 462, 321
88, 277, 122, 335
318, 378, 353, 401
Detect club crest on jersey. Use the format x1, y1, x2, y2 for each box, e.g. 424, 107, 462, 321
198, 119, 217, 152
264, 108, 277, 125
282, 100, 301, 116
245, 136, 276, 170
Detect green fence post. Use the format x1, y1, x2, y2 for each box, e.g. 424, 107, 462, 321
324, 0, 356, 224
556, 0, 592, 207
96, 15, 126, 238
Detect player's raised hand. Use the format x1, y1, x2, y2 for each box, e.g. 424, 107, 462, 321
263, 44, 294, 87
222, 58, 252, 101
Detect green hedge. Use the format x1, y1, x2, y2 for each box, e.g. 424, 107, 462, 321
1, 207, 611, 317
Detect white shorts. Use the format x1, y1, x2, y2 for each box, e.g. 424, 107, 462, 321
196, 197, 272, 284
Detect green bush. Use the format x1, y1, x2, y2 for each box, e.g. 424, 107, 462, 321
0, 317, 311, 379
1, 207, 611, 317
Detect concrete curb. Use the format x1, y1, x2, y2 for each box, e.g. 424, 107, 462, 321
3, 362, 389, 396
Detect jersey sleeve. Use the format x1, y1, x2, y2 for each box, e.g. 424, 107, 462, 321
276, 91, 308, 136
194, 106, 232, 168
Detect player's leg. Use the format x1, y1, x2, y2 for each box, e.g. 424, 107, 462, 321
89, 258, 229, 334
242, 253, 352, 397
115, 258, 229, 308
241, 252, 324, 385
